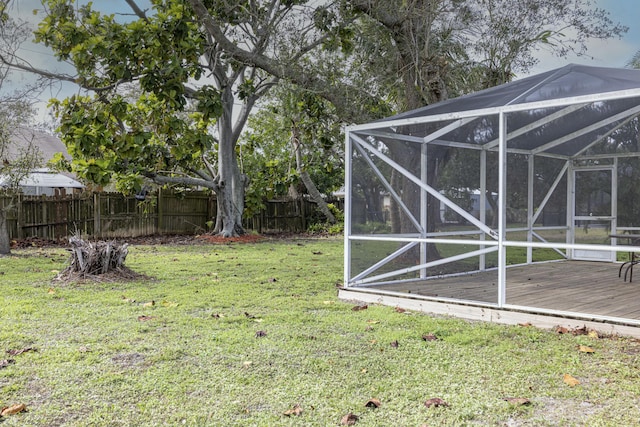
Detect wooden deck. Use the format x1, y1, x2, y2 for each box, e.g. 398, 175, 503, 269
340, 260, 640, 337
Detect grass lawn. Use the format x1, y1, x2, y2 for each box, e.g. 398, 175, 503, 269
2, 236, 640, 426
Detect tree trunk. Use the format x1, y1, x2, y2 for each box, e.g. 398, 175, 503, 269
214, 86, 246, 237
299, 170, 336, 223
291, 123, 336, 223
0, 209, 10, 255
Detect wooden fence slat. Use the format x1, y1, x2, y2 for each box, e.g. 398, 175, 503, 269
0, 192, 342, 240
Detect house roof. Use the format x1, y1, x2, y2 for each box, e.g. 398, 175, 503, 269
0, 168, 84, 189
355, 64, 640, 159
3, 127, 71, 163
19, 168, 84, 188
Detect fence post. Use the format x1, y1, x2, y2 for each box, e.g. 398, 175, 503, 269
16, 193, 23, 239
93, 192, 101, 237
157, 188, 163, 232
300, 198, 306, 231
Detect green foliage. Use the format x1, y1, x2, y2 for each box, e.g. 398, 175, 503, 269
240, 84, 344, 212
35, 1, 217, 191
307, 203, 344, 234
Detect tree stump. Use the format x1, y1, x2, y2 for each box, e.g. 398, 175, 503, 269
57, 235, 139, 281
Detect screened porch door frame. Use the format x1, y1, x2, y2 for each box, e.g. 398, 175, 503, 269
568, 162, 617, 262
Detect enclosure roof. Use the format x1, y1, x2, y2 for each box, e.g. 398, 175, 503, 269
354, 64, 640, 158
385, 64, 640, 120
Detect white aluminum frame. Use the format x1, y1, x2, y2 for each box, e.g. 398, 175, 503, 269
345, 87, 640, 323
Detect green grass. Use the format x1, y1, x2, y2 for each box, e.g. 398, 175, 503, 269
2, 237, 640, 426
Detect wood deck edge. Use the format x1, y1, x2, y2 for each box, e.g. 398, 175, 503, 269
338, 288, 640, 339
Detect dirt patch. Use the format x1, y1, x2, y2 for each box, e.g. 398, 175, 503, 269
111, 352, 146, 368
508, 397, 604, 426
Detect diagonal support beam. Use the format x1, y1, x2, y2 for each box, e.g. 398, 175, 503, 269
532, 104, 640, 155
351, 241, 419, 282
353, 142, 423, 233
484, 104, 587, 150
352, 246, 499, 285
423, 117, 478, 143
531, 161, 569, 224
351, 134, 498, 239
571, 112, 640, 158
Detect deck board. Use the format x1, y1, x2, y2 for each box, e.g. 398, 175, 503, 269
369, 261, 640, 321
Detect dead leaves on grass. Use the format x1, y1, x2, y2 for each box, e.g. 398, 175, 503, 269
578, 344, 595, 353
364, 398, 381, 409
424, 397, 449, 408
1, 403, 27, 417
121, 294, 180, 322
0, 359, 14, 369
554, 326, 598, 354
340, 412, 359, 425
554, 324, 598, 337
563, 373, 581, 387
6, 347, 36, 357
422, 333, 439, 342
1, 348, 34, 418
503, 397, 531, 406
283, 404, 303, 417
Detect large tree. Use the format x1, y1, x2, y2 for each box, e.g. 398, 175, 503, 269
26, 0, 360, 237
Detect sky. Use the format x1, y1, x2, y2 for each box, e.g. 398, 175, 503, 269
5, 0, 640, 123
523, 0, 640, 76
5, 1, 151, 124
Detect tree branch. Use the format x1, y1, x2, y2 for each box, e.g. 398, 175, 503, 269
124, 0, 148, 20
148, 173, 219, 191
186, 0, 383, 124
0, 52, 76, 84
0, 51, 129, 93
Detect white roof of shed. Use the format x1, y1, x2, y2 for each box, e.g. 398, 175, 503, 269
1, 168, 84, 189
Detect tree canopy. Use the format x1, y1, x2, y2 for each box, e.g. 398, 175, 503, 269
33, 0, 361, 236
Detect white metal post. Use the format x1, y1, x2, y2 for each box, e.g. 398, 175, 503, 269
344, 131, 353, 287
612, 157, 618, 233
611, 157, 618, 261
498, 112, 507, 307
527, 155, 534, 263
479, 150, 487, 270
567, 161, 575, 260
420, 143, 428, 278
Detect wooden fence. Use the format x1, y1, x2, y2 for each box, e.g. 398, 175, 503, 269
0, 191, 340, 240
